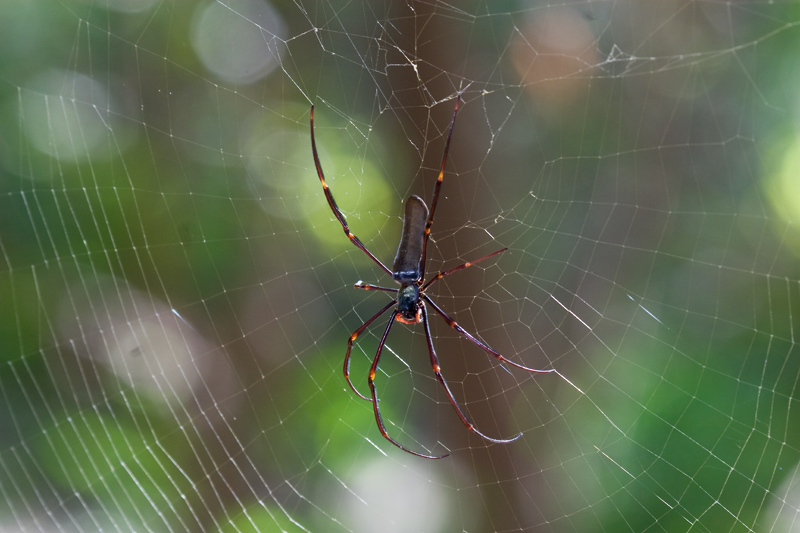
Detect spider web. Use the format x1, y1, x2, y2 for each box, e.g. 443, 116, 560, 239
1, 1, 799, 531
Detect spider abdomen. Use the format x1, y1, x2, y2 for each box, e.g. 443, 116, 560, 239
392, 195, 428, 283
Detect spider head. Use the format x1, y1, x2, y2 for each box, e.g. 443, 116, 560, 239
396, 283, 421, 324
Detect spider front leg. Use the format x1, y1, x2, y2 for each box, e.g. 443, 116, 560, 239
420, 96, 461, 281
310, 106, 392, 276
368, 309, 450, 459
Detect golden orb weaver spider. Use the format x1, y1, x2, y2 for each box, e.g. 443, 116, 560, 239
310, 97, 554, 459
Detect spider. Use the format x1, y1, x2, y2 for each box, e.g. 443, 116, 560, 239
310, 97, 554, 459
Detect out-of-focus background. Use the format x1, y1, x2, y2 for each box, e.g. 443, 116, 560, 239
1, 1, 800, 531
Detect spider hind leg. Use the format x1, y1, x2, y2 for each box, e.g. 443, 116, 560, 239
368, 309, 450, 459
421, 306, 523, 445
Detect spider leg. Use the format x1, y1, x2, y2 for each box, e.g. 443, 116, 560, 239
421, 247, 507, 291
420, 96, 461, 280
345, 300, 396, 401
423, 295, 555, 375
368, 309, 449, 459
354, 281, 397, 292
310, 106, 392, 276
421, 305, 522, 445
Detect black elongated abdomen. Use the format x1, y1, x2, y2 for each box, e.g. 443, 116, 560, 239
392, 195, 429, 283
